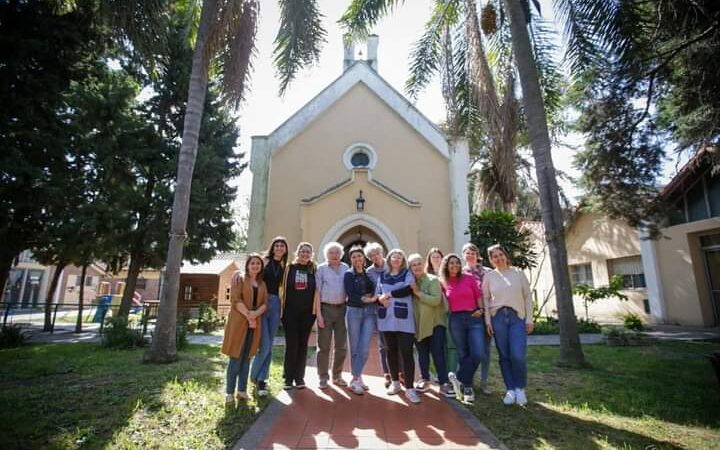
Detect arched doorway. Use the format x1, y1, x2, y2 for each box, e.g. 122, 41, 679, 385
337, 226, 385, 265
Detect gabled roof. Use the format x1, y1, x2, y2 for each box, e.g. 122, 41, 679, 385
180, 259, 240, 275
259, 61, 449, 159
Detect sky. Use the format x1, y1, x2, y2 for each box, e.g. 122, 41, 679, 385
229, 0, 675, 218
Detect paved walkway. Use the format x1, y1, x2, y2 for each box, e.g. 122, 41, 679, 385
234, 334, 507, 450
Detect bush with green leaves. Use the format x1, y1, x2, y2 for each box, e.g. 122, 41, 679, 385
532, 317, 601, 335
468, 210, 537, 269
622, 312, 645, 331
198, 303, 223, 334
0, 325, 26, 348
573, 275, 629, 320
102, 317, 147, 349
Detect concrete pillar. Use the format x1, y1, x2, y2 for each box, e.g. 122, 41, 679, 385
449, 139, 470, 254
247, 136, 270, 252
639, 229, 667, 323
343, 35, 355, 72
367, 35, 379, 71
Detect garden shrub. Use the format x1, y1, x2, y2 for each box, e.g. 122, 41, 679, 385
102, 317, 147, 349
0, 324, 26, 348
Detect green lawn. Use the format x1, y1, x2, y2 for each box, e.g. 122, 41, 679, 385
471, 341, 720, 450
0, 343, 284, 449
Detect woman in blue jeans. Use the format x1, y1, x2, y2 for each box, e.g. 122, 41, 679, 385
343, 246, 378, 395
462, 243, 493, 395
250, 236, 288, 397
483, 244, 534, 406
440, 254, 486, 404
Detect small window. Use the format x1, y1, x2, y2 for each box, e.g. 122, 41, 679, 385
351, 151, 370, 168
570, 264, 594, 287
225, 285, 231, 301
686, 180, 708, 222
707, 172, 720, 217
85, 276, 95, 287
608, 256, 646, 289
135, 277, 147, 289
184, 286, 193, 301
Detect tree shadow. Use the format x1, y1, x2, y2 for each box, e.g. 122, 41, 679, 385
0, 343, 280, 449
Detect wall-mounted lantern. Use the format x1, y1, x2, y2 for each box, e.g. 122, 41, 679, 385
356, 190, 365, 212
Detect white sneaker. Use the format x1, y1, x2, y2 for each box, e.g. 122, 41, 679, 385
503, 390, 516, 405
359, 377, 369, 391
415, 379, 431, 392
448, 372, 463, 401
405, 388, 421, 404
387, 380, 402, 395
515, 388, 528, 406
350, 380, 364, 396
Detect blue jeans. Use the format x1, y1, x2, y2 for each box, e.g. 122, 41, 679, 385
251, 294, 281, 383
346, 304, 377, 376
481, 332, 492, 384
417, 325, 449, 384
491, 307, 528, 390
226, 330, 254, 394
449, 311, 487, 387
378, 328, 389, 373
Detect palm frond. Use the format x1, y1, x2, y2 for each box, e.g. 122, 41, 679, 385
217, 0, 259, 108
552, 0, 631, 75
339, 0, 404, 39
274, 0, 327, 95
405, 0, 460, 100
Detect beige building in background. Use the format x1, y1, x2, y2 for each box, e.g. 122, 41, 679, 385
526, 213, 650, 324
527, 148, 720, 327
247, 37, 470, 259
641, 148, 720, 327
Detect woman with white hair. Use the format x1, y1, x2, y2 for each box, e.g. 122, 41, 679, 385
376, 249, 420, 404
315, 241, 349, 389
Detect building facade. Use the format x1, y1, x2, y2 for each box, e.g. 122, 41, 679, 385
247, 37, 470, 259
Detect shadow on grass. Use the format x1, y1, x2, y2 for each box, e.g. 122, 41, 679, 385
486, 402, 685, 450
0, 343, 282, 449
521, 341, 720, 428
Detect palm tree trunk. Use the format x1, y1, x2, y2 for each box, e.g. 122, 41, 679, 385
75, 264, 87, 334
43, 262, 66, 331
146, 0, 213, 363
502, 0, 585, 367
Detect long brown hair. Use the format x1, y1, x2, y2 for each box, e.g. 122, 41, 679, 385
424, 247, 443, 275
438, 253, 463, 286
244, 253, 265, 281
265, 236, 289, 266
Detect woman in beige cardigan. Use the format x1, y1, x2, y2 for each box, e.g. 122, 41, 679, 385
222, 254, 267, 404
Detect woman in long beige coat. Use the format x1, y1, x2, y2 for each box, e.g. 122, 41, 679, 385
222, 253, 267, 403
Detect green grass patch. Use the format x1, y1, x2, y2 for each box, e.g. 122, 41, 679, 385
0, 343, 284, 449
471, 341, 720, 449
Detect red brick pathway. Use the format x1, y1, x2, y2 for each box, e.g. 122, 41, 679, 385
253, 333, 503, 450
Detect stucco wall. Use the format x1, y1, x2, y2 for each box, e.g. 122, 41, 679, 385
654, 217, 720, 326
263, 83, 453, 255
526, 213, 649, 323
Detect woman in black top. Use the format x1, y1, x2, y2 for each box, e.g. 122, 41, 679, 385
279, 242, 318, 389
343, 246, 378, 395
250, 236, 288, 397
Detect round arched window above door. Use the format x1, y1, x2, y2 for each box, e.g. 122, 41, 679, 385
343, 143, 377, 170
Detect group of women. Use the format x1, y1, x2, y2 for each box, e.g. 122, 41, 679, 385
221, 236, 534, 408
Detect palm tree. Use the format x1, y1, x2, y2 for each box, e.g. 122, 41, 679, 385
147, 0, 326, 362
340, 0, 612, 366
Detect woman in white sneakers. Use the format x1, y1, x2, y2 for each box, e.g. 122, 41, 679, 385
483, 244, 534, 406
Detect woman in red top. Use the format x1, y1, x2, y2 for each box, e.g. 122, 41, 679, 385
439, 254, 486, 404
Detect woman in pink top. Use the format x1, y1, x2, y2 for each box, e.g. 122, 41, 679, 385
439, 254, 486, 404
